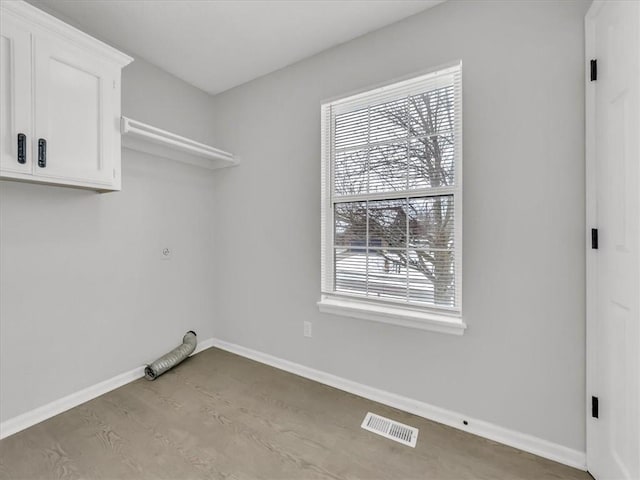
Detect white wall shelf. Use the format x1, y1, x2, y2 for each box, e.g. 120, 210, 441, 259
121, 116, 237, 170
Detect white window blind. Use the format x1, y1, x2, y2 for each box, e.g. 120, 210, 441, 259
320, 63, 463, 317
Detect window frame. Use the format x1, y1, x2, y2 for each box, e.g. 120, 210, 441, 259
318, 62, 465, 335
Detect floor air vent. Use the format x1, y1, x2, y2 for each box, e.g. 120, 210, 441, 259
361, 412, 419, 448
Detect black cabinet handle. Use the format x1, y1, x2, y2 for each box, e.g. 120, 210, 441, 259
38, 138, 46, 168
17, 133, 26, 164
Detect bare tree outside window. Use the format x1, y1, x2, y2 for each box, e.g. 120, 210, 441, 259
332, 84, 457, 307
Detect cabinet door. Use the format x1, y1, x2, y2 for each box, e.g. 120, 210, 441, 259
33, 34, 117, 187
0, 15, 32, 175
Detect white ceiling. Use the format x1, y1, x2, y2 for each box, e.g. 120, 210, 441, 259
29, 0, 444, 95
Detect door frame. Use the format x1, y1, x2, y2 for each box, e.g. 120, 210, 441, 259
585, 0, 640, 475
584, 1, 599, 471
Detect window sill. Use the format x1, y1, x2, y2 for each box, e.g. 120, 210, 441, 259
317, 295, 466, 335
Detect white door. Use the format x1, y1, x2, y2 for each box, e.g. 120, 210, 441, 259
32, 33, 116, 186
586, 1, 640, 480
0, 14, 32, 175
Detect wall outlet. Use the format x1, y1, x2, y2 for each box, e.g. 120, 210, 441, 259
303, 321, 312, 338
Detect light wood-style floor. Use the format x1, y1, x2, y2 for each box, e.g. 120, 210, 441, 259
0, 347, 590, 480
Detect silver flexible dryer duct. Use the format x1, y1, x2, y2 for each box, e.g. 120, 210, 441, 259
145, 331, 197, 380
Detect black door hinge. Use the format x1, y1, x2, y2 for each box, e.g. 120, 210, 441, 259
592, 396, 599, 418
590, 59, 597, 81
591, 228, 598, 249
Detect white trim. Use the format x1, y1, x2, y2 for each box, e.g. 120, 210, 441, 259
1, 1, 133, 67
210, 338, 586, 470
0, 336, 587, 471
121, 117, 238, 170
318, 294, 466, 335
320, 62, 463, 317
0, 366, 144, 440
194, 337, 216, 353
584, 2, 599, 472
320, 60, 464, 107
0, 337, 217, 440
585, 4, 640, 476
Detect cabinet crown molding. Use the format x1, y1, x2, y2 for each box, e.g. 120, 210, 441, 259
2, 1, 133, 67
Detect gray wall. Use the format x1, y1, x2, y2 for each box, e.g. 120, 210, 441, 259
208, 0, 589, 451
0, 58, 218, 422
1, 0, 590, 455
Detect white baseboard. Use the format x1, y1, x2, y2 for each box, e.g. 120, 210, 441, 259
209, 338, 587, 471
0, 336, 587, 471
0, 365, 145, 440
194, 337, 216, 353
0, 337, 217, 440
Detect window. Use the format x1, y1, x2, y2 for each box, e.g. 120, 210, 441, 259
318, 62, 465, 334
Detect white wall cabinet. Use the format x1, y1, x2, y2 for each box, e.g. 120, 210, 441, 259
0, 1, 132, 192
